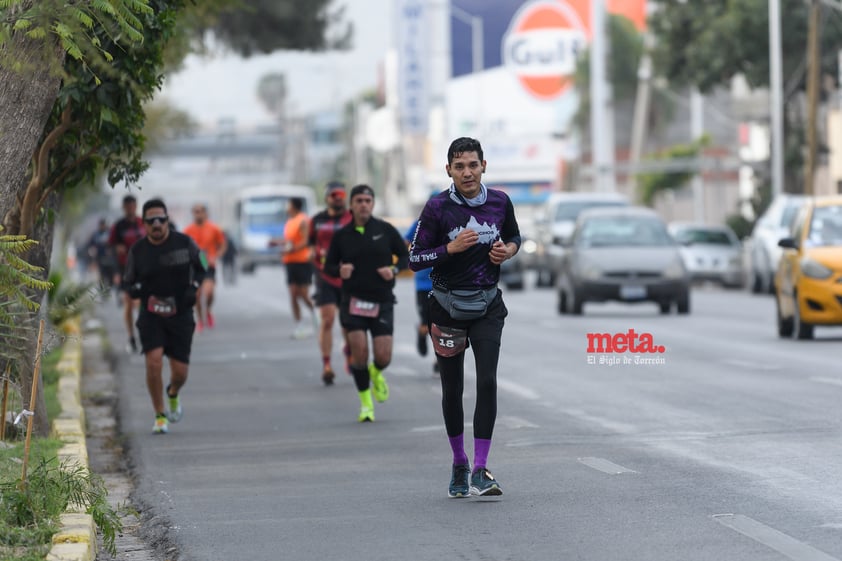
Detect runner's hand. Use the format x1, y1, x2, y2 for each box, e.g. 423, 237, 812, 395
377, 266, 395, 281
447, 228, 479, 254
489, 240, 511, 265
340, 263, 354, 279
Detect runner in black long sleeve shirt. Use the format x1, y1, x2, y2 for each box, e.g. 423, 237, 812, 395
323, 184, 408, 422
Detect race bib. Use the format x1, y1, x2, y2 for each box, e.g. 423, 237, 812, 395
147, 295, 176, 317
431, 323, 467, 357
349, 297, 380, 318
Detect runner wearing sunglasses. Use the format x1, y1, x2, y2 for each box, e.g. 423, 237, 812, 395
124, 199, 207, 434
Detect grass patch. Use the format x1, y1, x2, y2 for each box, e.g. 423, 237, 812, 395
0, 343, 120, 559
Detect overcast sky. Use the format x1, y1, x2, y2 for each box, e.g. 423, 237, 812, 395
158, 0, 393, 129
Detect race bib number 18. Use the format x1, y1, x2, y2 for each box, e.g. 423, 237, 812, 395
431, 323, 467, 357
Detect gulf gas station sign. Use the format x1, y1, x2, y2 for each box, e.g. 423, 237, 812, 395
450, 0, 646, 100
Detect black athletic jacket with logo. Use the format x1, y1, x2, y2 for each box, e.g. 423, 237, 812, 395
323, 216, 408, 304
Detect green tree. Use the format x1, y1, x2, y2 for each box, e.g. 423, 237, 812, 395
648, 0, 842, 196
0, 0, 349, 434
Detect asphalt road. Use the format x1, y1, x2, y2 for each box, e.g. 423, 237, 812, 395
98, 268, 842, 561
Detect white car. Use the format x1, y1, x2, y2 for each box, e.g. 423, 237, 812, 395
747, 194, 807, 293
668, 223, 744, 288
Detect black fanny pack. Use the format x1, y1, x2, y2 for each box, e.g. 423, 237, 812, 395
432, 286, 497, 321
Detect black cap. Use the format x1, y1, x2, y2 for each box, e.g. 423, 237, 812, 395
326, 180, 345, 194
349, 184, 375, 200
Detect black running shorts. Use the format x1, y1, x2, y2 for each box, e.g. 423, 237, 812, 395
136, 311, 196, 364
339, 299, 394, 337
315, 276, 342, 306
285, 262, 313, 286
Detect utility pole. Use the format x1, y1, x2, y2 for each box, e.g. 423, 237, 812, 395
805, 0, 822, 196
769, 0, 784, 198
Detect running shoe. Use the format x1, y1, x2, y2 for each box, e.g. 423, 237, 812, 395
417, 329, 428, 356
357, 405, 375, 423
322, 366, 335, 386
292, 325, 313, 339
369, 364, 389, 403
152, 415, 169, 434
207, 311, 215, 329
448, 463, 471, 498
470, 468, 502, 496
167, 386, 183, 423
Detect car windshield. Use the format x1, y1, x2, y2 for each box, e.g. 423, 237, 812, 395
673, 228, 735, 246
554, 201, 625, 222
806, 205, 842, 247
577, 216, 674, 248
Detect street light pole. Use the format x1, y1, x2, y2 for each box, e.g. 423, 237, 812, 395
450, 5, 484, 74
769, 0, 784, 198
590, 0, 616, 193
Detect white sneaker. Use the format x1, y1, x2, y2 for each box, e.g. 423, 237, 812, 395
292, 325, 313, 339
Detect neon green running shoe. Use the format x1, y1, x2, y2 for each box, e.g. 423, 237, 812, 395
358, 405, 375, 423
369, 364, 389, 403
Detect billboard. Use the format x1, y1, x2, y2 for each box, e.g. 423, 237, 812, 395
446, 0, 646, 186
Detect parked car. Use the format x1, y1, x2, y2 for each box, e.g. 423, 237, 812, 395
534, 191, 630, 287
556, 206, 690, 315
775, 196, 842, 339
747, 193, 807, 293
668, 222, 744, 288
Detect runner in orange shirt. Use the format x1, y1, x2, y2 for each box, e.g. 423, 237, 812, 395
183, 204, 227, 332
280, 197, 317, 339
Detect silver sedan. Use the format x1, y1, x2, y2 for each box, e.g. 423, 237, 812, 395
556, 207, 690, 315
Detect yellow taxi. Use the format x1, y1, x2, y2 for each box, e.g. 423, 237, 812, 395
775, 196, 842, 339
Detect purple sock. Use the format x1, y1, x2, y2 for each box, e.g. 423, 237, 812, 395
474, 438, 492, 470
448, 434, 469, 465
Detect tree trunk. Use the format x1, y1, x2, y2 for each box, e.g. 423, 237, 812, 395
0, 32, 65, 437
0, 32, 64, 233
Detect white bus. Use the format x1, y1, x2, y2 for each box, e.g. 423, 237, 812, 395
234, 184, 317, 273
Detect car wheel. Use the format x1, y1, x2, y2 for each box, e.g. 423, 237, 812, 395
792, 293, 815, 340
750, 271, 763, 294
659, 301, 671, 315
776, 295, 794, 337
566, 287, 583, 315
676, 291, 690, 315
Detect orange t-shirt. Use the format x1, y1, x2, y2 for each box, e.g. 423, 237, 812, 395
183, 221, 225, 266
283, 213, 311, 264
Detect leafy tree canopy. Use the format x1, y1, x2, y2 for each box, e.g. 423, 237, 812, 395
648, 0, 842, 95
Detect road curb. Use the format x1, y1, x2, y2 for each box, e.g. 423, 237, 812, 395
46, 318, 97, 561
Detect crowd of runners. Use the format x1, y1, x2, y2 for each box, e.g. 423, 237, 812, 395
86, 137, 522, 498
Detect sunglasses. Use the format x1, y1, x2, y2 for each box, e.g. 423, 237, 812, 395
328, 191, 346, 199
144, 215, 168, 225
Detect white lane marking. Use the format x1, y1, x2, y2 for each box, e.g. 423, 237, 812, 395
713, 514, 840, 561
561, 408, 637, 434
721, 358, 783, 371
497, 378, 540, 400
577, 457, 637, 475
810, 376, 842, 388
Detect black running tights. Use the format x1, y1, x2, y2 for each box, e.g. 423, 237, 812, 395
437, 338, 499, 440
